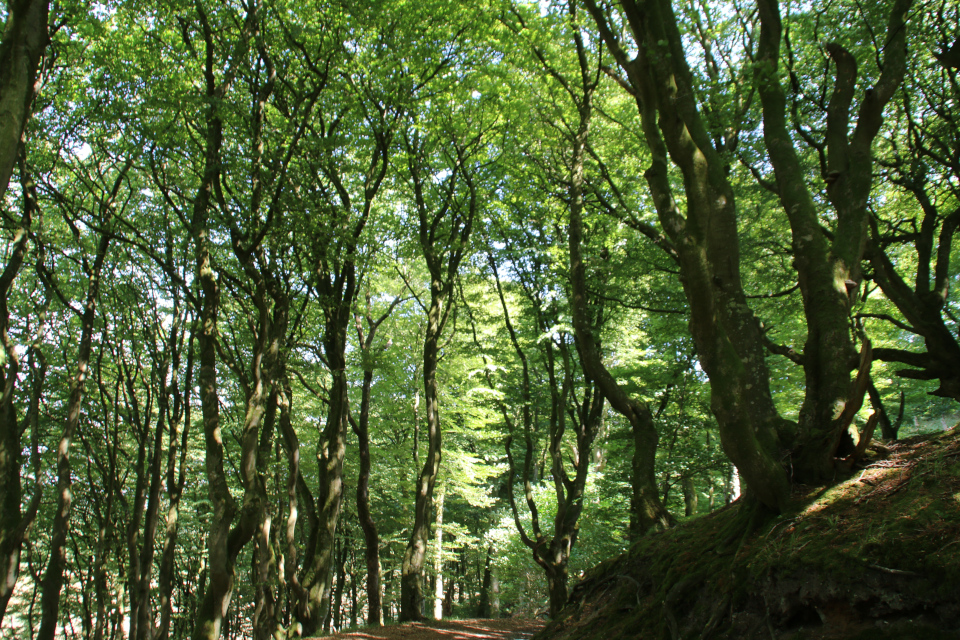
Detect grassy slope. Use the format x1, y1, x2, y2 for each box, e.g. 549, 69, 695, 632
537, 426, 960, 640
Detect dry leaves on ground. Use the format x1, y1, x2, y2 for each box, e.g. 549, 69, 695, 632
311, 618, 544, 640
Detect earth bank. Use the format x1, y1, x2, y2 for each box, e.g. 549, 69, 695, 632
534, 426, 960, 640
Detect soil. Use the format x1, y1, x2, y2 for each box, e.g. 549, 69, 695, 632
537, 425, 960, 640
311, 618, 544, 640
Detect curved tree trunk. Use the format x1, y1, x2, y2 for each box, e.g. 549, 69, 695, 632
754, 0, 913, 481
583, 0, 793, 511
562, 28, 672, 533
188, 6, 261, 638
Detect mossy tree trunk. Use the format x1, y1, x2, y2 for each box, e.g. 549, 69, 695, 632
583, 0, 909, 509
188, 5, 260, 638
754, 0, 913, 481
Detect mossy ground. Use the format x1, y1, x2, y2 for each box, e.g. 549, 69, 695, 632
536, 425, 960, 640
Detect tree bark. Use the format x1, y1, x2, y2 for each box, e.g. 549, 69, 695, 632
36, 222, 112, 640
584, 0, 793, 511
754, 0, 913, 480
399, 128, 479, 622
0, 159, 43, 625
0, 0, 49, 202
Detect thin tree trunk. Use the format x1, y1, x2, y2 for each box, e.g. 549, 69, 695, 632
156, 333, 193, 640
681, 476, 698, 517
477, 546, 495, 618
350, 560, 358, 628
0, 161, 43, 624
36, 213, 113, 640
867, 377, 900, 441
351, 295, 401, 627
432, 486, 445, 621
332, 536, 348, 632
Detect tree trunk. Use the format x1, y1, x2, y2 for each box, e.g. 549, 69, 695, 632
0, 0, 49, 202
432, 486, 445, 620
276, 371, 312, 636
36, 223, 112, 640
189, 7, 261, 638
754, 0, 913, 481
301, 361, 349, 634
681, 476, 698, 517
400, 293, 443, 621
584, 0, 793, 511
350, 564, 358, 628
544, 560, 569, 619
477, 546, 495, 618
253, 394, 279, 640
156, 336, 193, 640
399, 124, 479, 621
331, 536, 348, 633
0, 163, 43, 625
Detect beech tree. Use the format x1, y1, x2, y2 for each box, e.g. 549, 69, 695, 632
398, 113, 490, 621
0, 1, 956, 636
581, 0, 914, 513
0, 0, 49, 201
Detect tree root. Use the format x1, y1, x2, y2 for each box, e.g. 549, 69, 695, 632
663, 575, 695, 640
700, 591, 731, 640
714, 499, 776, 556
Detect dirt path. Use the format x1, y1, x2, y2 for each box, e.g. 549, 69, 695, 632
312, 618, 544, 640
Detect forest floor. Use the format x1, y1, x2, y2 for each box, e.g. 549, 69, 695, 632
537, 424, 960, 640
311, 618, 545, 640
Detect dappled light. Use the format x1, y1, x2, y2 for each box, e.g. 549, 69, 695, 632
315, 619, 543, 640
1, 0, 958, 638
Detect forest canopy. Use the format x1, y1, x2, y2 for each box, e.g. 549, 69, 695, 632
0, 0, 958, 638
